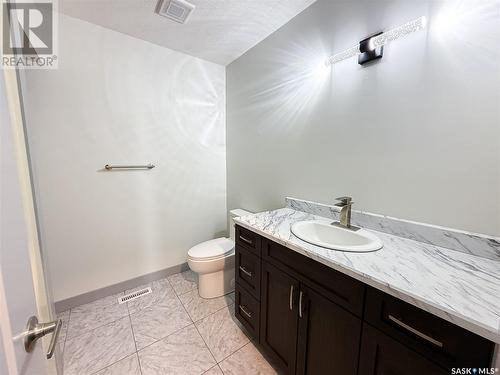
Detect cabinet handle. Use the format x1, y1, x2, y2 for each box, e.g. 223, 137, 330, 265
299, 291, 304, 318
239, 235, 253, 245
239, 266, 253, 278
239, 305, 252, 318
289, 285, 294, 311
388, 315, 443, 348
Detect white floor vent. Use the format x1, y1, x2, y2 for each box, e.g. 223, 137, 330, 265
118, 287, 152, 304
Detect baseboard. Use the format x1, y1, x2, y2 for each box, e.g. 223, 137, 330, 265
55, 262, 189, 313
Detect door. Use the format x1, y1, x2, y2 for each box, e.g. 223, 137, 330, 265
260, 262, 299, 375
358, 323, 447, 375
0, 67, 59, 373
296, 285, 362, 375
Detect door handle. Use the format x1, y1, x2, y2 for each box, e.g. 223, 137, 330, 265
24, 316, 62, 359
289, 285, 294, 311
239, 266, 253, 278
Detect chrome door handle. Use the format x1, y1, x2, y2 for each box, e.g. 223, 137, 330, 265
239, 266, 253, 277
239, 305, 252, 318
299, 291, 304, 318
239, 236, 253, 245
388, 315, 443, 348
24, 316, 62, 359
46, 319, 62, 359
289, 285, 294, 310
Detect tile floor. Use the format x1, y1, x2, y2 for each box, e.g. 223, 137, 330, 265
58, 270, 279, 375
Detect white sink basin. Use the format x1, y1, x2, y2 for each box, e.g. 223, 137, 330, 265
290, 220, 383, 252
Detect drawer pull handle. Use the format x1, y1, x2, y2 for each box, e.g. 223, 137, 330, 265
388, 315, 443, 348
289, 285, 294, 311
239, 266, 253, 278
239, 305, 252, 318
299, 291, 304, 318
239, 235, 253, 245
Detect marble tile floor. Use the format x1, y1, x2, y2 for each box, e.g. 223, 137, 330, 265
58, 270, 279, 375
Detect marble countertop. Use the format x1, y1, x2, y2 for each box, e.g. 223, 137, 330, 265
234, 208, 500, 344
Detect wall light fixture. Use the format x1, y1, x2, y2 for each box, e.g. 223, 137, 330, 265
325, 16, 427, 67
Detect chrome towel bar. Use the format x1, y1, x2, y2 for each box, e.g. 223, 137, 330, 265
104, 164, 155, 170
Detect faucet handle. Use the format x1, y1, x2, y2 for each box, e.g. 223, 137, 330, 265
335, 196, 353, 205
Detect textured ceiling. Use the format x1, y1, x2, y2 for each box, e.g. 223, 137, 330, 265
59, 0, 317, 66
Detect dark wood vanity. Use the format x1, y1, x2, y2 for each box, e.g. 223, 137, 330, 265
233, 225, 495, 375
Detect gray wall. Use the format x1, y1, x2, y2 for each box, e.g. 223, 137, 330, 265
227, 0, 500, 236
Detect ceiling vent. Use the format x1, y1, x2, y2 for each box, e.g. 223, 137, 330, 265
157, 0, 196, 24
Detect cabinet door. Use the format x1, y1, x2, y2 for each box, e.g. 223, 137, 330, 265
358, 323, 448, 375
260, 262, 299, 375
296, 286, 362, 375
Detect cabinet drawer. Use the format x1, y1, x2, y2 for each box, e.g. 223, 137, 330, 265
359, 323, 448, 375
235, 245, 261, 299
262, 239, 365, 316
235, 283, 260, 342
235, 225, 261, 256
364, 288, 494, 369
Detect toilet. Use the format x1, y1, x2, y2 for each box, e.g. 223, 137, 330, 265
188, 208, 252, 299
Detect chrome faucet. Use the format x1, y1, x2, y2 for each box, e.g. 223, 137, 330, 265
333, 196, 357, 230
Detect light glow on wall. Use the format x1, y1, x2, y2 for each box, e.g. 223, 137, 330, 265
248, 39, 331, 134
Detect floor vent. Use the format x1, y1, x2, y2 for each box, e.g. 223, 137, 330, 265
118, 287, 152, 304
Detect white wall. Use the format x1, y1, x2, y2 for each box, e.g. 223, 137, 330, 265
227, 0, 500, 236
22, 15, 227, 302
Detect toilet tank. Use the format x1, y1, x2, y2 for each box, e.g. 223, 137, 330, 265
229, 209, 253, 240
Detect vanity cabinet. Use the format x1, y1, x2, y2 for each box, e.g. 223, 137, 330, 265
233, 225, 495, 375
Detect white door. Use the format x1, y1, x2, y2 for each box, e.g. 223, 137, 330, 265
0, 66, 60, 374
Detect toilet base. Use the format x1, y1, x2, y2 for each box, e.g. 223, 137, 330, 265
198, 267, 235, 299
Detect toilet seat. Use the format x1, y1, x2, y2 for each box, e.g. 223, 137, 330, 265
187, 237, 234, 261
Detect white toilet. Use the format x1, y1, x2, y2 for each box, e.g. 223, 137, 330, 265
187, 209, 252, 299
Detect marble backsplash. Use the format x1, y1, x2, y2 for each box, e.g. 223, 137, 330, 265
285, 197, 500, 261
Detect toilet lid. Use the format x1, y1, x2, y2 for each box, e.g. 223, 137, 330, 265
188, 237, 234, 261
